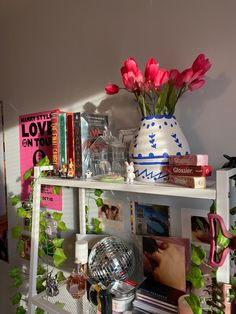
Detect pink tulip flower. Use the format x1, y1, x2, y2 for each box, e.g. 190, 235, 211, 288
121, 57, 144, 92
169, 69, 184, 88
189, 79, 205, 91
192, 53, 212, 75
105, 84, 120, 95
145, 58, 159, 83
154, 69, 169, 88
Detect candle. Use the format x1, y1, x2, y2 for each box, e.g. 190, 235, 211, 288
75, 240, 88, 265
178, 295, 193, 314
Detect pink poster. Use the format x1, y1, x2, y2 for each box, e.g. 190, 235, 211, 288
19, 110, 62, 211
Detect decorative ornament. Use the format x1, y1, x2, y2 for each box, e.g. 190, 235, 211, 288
45, 272, 59, 297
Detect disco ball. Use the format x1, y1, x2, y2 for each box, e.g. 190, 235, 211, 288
88, 236, 135, 284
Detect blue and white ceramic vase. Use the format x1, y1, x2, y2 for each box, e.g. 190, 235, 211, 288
129, 115, 190, 183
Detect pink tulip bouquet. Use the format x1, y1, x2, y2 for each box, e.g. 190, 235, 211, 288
105, 54, 211, 118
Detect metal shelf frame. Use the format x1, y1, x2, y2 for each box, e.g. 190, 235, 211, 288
27, 166, 236, 313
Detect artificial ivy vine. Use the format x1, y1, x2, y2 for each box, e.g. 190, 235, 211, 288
85, 188, 104, 234
10, 156, 68, 313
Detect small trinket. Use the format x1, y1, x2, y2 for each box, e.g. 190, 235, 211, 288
66, 266, 87, 299
125, 161, 135, 184
46, 272, 59, 297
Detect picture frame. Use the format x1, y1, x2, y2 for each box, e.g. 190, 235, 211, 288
181, 208, 210, 250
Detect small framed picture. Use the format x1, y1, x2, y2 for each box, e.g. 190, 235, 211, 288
181, 208, 210, 250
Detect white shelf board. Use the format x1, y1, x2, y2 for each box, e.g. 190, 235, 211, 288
38, 176, 216, 200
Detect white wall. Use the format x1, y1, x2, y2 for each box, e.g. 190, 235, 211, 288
0, 0, 236, 312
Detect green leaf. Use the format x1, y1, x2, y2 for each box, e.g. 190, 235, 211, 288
191, 244, 206, 266
52, 212, 63, 221
217, 229, 230, 249
167, 86, 177, 115
38, 247, 45, 258
36, 276, 46, 294
155, 84, 169, 115
16, 306, 26, 314
210, 200, 216, 213
35, 308, 44, 314
230, 229, 236, 236
230, 206, 236, 215
186, 266, 204, 288
17, 207, 27, 218
37, 265, 46, 275
37, 155, 50, 166
56, 271, 66, 283
92, 218, 103, 234
12, 275, 23, 288
52, 238, 64, 248
16, 240, 24, 256
185, 293, 202, 314
11, 226, 21, 239
10, 292, 22, 305
96, 198, 104, 207
9, 267, 21, 278
94, 189, 103, 197
52, 186, 61, 195
58, 221, 67, 232
55, 302, 65, 309
53, 248, 67, 267
11, 195, 20, 206
85, 205, 89, 214
23, 169, 32, 181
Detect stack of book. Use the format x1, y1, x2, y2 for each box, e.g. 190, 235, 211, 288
163, 154, 213, 188
132, 278, 180, 314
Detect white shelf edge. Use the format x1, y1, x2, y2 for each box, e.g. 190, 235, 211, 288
37, 176, 216, 200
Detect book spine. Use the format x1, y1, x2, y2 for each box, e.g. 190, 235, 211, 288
163, 165, 212, 177
73, 112, 82, 178
168, 155, 208, 166
168, 175, 206, 188
51, 111, 60, 174
66, 112, 75, 177
59, 113, 67, 168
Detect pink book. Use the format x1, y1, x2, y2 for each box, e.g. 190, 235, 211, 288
168, 154, 208, 166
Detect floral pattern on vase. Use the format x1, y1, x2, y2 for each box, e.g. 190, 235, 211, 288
130, 115, 190, 183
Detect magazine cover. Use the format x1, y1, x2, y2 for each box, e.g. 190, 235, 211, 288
130, 202, 170, 236
143, 236, 190, 292
19, 110, 62, 211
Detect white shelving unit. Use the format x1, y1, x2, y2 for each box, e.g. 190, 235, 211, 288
28, 166, 236, 314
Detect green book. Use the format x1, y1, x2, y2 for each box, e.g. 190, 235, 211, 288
59, 113, 67, 168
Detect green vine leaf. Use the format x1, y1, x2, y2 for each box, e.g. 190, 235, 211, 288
92, 218, 103, 234
52, 186, 61, 195
56, 271, 66, 283
11, 226, 21, 239
16, 306, 26, 314
53, 248, 67, 267
35, 308, 44, 314
17, 207, 27, 218
52, 212, 63, 221
185, 293, 202, 314
58, 221, 67, 232
12, 275, 23, 288
94, 189, 103, 197
36, 276, 46, 294
16, 240, 24, 256
186, 266, 204, 288
191, 244, 206, 266
37, 155, 50, 166
23, 169, 32, 181
37, 265, 46, 275
96, 198, 104, 207
52, 238, 64, 248
10, 195, 20, 206
210, 200, 216, 213
230, 206, 236, 215
217, 229, 230, 249
9, 267, 21, 278
10, 292, 22, 305
55, 302, 65, 309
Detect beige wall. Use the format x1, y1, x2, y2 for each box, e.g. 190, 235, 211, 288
0, 0, 236, 312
